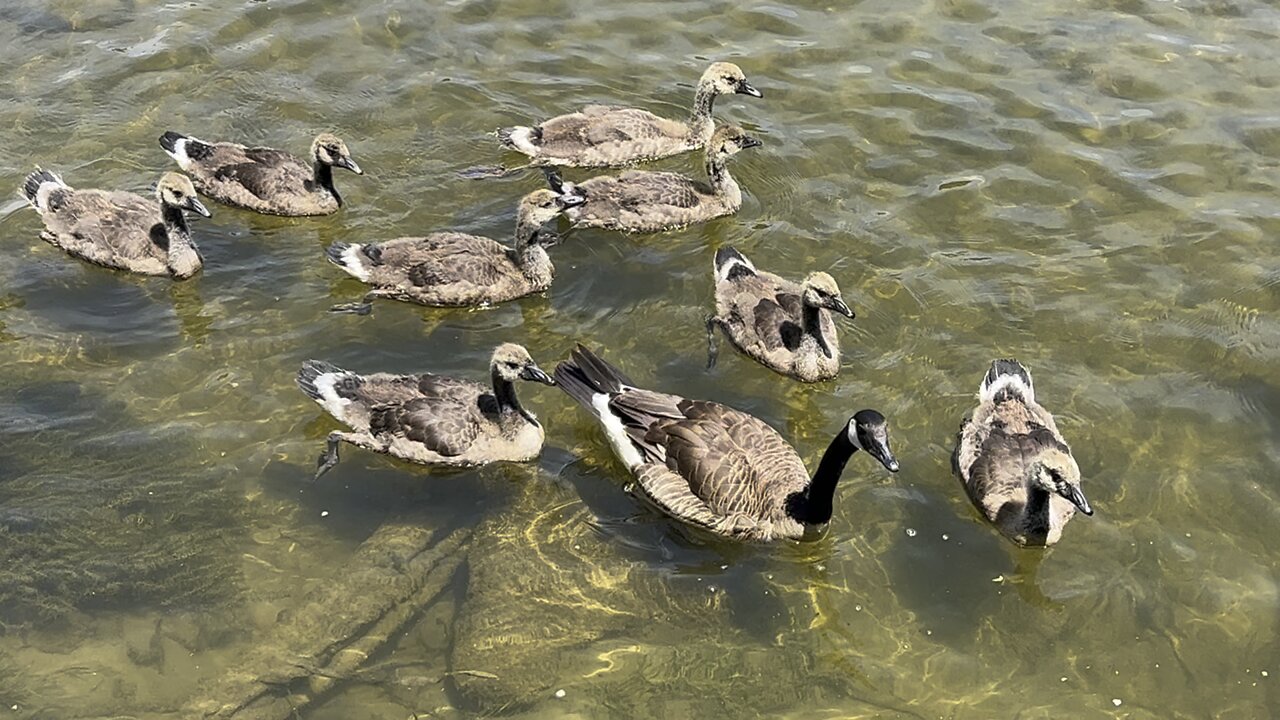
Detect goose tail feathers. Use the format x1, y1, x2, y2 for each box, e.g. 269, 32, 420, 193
980, 359, 1034, 404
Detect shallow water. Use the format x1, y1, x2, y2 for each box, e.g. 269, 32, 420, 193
1, 0, 1278, 717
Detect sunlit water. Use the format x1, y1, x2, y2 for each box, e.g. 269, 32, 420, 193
1, 0, 1278, 717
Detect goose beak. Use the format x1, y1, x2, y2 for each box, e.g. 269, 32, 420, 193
737, 80, 763, 98
335, 156, 363, 175
186, 197, 212, 218
1061, 484, 1093, 516
830, 298, 855, 319
740, 135, 763, 149
865, 434, 899, 473
520, 363, 556, 386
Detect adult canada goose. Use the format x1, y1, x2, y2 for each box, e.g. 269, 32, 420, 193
325, 188, 585, 314
706, 247, 855, 382
296, 343, 556, 479
500, 62, 761, 168
158, 131, 362, 216
554, 345, 898, 541
20, 168, 210, 279
548, 125, 760, 234
953, 360, 1093, 546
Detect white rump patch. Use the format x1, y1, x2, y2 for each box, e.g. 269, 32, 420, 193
592, 392, 644, 470
715, 254, 756, 283
315, 373, 353, 419
506, 127, 540, 155
338, 244, 371, 281
34, 174, 68, 212
980, 373, 1034, 404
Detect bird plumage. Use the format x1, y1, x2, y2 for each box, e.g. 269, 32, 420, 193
954, 359, 1092, 546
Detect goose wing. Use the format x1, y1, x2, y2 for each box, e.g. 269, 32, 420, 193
42, 190, 162, 262
965, 425, 1069, 514
609, 171, 705, 210
367, 391, 484, 458
394, 233, 517, 289
612, 393, 808, 520
207, 145, 309, 200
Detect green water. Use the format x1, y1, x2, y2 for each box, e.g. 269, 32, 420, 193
1, 0, 1278, 717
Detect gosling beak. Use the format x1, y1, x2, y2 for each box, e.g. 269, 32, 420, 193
864, 432, 899, 473
740, 135, 763, 149
186, 197, 212, 218
737, 80, 763, 98
335, 156, 363, 175
520, 363, 556, 386
830, 298, 855, 319
1061, 484, 1093, 516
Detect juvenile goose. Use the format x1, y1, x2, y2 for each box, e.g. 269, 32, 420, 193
953, 360, 1093, 547
500, 62, 761, 168
706, 247, 855, 382
325, 189, 584, 314
555, 345, 898, 542
297, 343, 556, 480
158, 131, 362, 216
20, 168, 210, 279
550, 125, 760, 234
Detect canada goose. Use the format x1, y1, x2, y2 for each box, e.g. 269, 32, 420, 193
325, 188, 585, 314
500, 62, 761, 168
554, 345, 898, 541
158, 131, 362, 216
547, 125, 760, 234
20, 168, 210, 279
296, 343, 556, 479
706, 247, 855, 382
953, 360, 1093, 546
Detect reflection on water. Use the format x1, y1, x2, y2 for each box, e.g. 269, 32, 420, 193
1, 0, 1278, 717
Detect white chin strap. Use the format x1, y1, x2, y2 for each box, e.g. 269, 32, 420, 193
846, 423, 863, 451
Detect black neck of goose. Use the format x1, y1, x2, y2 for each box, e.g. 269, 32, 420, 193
1023, 483, 1052, 541
688, 84, 717, 140
513, 211, 539, 247
705, 153, 731, 192
786, 429, 857, 525
314, 160, 341, 205
161, 202, 189, 236
491, 368, 537, 425
803, 302, 834, 359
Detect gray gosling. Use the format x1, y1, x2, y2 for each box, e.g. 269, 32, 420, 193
500, 62, 761, 168
548, 125, 761, 234
555, 345, 898, 542
159, 131, 362, 216
297, 343, 557, 480
20, 169, 210, 280
325, 189, 584, 314
953, 360, 1093, 546
707, 247, 855, 382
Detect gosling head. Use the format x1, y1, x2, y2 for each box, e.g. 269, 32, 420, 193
700, 62, 762, 98
156, 173, 211, 217
311, 133, 362, 175
708, 125, 763, 160
801, 272, 854, 319
491, 343, 556, 386
1030, 450, 1092, 516
847, 409, 899, 472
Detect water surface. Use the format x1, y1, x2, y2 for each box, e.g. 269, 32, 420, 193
1, 0, 1278, 717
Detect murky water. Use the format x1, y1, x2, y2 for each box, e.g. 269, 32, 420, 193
1, 0, 1278, 717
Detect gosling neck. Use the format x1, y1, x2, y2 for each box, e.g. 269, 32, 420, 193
803, 302, 835, 359
705, 152, 742, 208
313, 159, 341, 206
160, 203, 202, 280
491, 368, 537, 426
688, 82, 719, 144
785, 429, 857, 526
